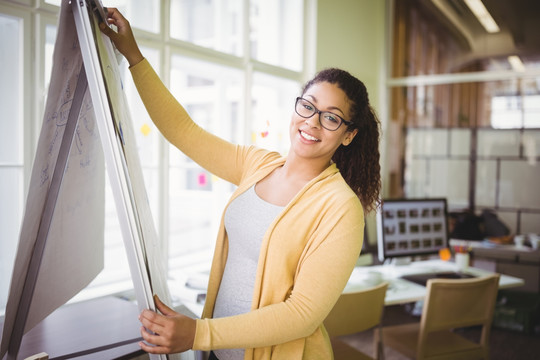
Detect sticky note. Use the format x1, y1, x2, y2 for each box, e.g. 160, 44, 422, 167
198, 173, 207, 186
140, 123, 151, 136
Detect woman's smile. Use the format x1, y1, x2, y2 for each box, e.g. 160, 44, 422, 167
299, 129, 320, 142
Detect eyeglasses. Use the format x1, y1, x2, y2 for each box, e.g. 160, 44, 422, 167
295, 97, 352, 131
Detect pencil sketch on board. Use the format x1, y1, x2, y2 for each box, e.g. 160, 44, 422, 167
0, 2, 105, 358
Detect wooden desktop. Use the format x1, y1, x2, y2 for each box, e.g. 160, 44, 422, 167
0, 296, 143, 359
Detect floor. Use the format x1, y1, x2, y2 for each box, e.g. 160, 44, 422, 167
339, 304, 540, 360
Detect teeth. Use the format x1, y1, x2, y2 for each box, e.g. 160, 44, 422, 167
301, 130, 319, 141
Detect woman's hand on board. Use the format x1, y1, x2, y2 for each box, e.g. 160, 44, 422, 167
138, 295, 196, 354
99, 7, 144, 67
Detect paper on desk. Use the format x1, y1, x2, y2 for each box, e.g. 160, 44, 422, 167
0, 3, 104, 358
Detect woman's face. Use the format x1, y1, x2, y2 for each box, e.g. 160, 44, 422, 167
289, 81, 357, 165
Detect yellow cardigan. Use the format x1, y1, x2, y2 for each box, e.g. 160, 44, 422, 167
130, 59, 365, 359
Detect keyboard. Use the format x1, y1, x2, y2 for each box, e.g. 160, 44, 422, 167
400, 271, 476, 286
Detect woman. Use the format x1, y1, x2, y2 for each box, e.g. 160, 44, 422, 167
101, 7, 381, 360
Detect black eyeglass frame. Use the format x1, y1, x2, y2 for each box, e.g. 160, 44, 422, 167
295, 97, 353, 131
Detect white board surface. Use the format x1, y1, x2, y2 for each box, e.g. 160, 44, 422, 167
72, 1, 175, 359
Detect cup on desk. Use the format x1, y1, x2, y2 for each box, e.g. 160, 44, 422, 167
455, 252, 469, 271
364, 271, 383, 286
514, 234, 526, 248
529, 234, 539, 250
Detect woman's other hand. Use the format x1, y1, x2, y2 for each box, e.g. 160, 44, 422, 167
99, 7, 144, 66
138, 295, 197, 354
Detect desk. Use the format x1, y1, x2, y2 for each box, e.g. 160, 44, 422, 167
343, 259, 525, 306
450, 238, 540, 292
0, 296, 143, 359
176, 260, 524, 316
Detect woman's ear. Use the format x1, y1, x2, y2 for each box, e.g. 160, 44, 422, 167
342, 128, 358, 146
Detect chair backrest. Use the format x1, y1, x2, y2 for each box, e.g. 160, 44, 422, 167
324, 281, 389, 338
418, 274, 500, 356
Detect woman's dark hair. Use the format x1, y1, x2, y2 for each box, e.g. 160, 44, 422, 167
302, 68, 381, 213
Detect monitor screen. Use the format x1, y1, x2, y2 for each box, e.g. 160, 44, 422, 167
377, 198, 449, 262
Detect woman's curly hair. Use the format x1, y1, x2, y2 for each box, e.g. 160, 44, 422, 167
302, 68, 381, 213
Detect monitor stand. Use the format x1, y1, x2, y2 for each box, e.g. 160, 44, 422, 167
391, 257, 412, 266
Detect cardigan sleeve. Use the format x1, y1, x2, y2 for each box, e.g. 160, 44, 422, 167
130, 59, 251, 185
192, 194, 364, 351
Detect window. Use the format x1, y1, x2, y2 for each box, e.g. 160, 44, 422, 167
251, 72, 300, 154
524, 95, 540, 128
44, 25, 56, 89
168, 55, 243, 274
0, 9, 26, 314
170, 0, 243, 56
44, 0, 61, 6
490, 78, 540, 129
491, 95, 522, 129
1, 0, 308, 312
250, 0, 303, 71
109, 0, 161, 34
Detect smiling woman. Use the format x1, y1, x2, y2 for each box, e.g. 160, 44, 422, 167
298, 68, 382, 213
1, 0, 382, 358
288, 81, 357, 168
101, 6, 381, 358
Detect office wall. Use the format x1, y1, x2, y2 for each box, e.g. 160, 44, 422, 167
316, 0, 387, 246
316, 0, 385, 110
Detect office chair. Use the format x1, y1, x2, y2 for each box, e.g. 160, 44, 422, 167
378, 274, 500, 360
324, 281, 388, 360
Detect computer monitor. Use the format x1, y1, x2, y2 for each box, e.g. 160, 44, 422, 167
377, 198, 449, 262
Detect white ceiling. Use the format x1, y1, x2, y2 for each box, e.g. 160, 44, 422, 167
420, 0, 540, 71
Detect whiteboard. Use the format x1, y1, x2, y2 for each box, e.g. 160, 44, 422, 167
0, 1, 176, 359
0, 2, 105, 359
71, 1, 175, 359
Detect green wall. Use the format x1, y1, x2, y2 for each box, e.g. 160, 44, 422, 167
316, 0, 386, 112
316, 0, 387, 247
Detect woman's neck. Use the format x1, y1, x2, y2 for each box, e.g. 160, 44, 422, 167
254, 156, 331, 207
281, 154, 331, 184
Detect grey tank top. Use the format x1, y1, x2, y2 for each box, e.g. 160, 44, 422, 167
213, 184, 284, 360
